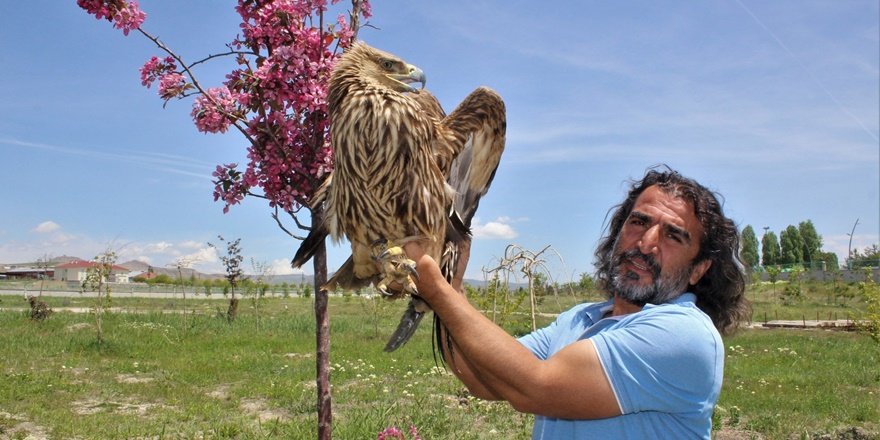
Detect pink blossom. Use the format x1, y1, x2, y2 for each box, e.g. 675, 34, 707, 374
140, 56, 176, 87
192, 87, 239, 134
360, 0, 373, 19
112, 0, 146, 35
377, 426, 404, 440
375, 425, 421, 440
77, 0, 145, 35
158, 72, 186, 100
335, 14, 354, 48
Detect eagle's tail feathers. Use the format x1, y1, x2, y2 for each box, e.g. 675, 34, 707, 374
292, 224, 328, 269
384, 299, 427, 352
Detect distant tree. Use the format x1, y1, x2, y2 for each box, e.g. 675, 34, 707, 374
35, 253, 53, 297
171, 257, 198, 333
28, 254, 54, 321
147, 274, 174, 285
848, 244, 880, 269
780, 225, 804, 265
766, 265, 781, 296
762, 231, 781, 266
578, 272, 595, 293
798, 220, 822, 265
741, 225, 760, 269
82, 250, 117, 344
249, 258, 274, 328
484, 244, 558, 332
816, 251, 840, 270
209, 235, 244, 323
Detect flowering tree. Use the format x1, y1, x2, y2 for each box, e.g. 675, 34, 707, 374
78, 1, 371, 438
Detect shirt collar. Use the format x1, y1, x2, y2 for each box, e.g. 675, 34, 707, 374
582, 292, 697, 325
643, 292, 697, 309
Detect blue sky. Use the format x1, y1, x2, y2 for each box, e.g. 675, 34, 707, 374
1, 1, 878, 283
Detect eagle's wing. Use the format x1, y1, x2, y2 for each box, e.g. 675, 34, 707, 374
444, 87, 506, 228
406, 87, 505, 228
384, 87, 506, 353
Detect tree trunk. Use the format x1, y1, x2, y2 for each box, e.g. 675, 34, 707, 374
227, 297, 239, 323
312, 208, 332, 440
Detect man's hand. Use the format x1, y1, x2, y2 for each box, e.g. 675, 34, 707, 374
402, 241, 426, 262
402, 241, 445, 303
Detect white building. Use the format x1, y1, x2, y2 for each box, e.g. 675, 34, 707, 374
54, 260, 131, 283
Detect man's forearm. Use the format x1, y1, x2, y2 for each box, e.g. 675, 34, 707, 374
415, 254, 544, 408
438, 325, 503, 400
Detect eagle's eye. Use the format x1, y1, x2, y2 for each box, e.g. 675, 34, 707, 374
380, 59, 395, 70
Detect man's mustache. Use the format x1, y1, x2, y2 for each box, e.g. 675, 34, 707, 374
615, 248, 661, 279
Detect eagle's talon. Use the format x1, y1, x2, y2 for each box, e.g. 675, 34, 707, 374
406, 262, 419, 280
371, 241, 420, 298
376, 284, 393, 297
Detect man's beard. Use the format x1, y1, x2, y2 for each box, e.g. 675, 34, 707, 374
609, 248, 694, 305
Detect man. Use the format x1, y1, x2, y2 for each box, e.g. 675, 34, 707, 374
403, 168, 751, 439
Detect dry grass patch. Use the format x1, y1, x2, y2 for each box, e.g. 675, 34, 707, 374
239, 397, 291, 423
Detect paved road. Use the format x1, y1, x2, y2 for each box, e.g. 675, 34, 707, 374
0, 289, 302, 299
0, 289, 192, 299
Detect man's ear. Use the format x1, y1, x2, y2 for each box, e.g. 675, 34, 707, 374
689, 259, 712, 285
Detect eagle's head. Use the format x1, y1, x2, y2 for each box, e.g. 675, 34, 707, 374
334, 42, 426, 93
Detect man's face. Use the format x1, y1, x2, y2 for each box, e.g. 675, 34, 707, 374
610, 185, 712, 304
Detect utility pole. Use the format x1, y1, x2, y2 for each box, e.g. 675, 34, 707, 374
846, 218, 859, 269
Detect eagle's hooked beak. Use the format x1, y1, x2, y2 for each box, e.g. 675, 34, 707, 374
387, 64, 426, 93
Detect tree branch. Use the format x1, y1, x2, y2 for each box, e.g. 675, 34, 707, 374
136, 28, 257, 146
271, 207, 307, 240
188, 47, 258, 70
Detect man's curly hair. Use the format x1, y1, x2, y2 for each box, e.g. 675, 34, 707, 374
594, 166, 751, 335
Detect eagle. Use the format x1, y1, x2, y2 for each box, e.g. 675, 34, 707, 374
292, 42, 506, 353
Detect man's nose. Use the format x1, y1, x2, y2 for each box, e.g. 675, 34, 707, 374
638, 225, 660, 255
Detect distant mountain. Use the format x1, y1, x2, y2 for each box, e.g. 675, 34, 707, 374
119, 260, 151, 272
118, 260, 225, 281
263, 273, 507, 288
50, 255, 83, 264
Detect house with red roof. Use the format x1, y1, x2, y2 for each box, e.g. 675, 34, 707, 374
53, 260, 131, 283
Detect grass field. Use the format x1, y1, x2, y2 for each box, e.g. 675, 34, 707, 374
0, 279, 877, 439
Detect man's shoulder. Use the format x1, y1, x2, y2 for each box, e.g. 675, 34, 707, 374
641, 293, 707, 319
562, 299, 613, 321
621, 294, 719, 338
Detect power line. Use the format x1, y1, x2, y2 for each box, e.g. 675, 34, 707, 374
734, 0, 879, 143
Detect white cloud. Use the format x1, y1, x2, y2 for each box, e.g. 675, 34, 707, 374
146, 241, 174, 254
472, 217, 519, 240
131, 255, 154, 265
823, 233, 879, 264
180, 246, 219, 266
178, 240, 206, 250
32, 221, 60, 233
270, 258, 304, 276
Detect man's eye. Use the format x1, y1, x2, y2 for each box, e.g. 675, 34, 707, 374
667, 232, 684, 244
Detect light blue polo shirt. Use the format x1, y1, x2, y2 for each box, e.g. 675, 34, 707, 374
517, 293, 723, 439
